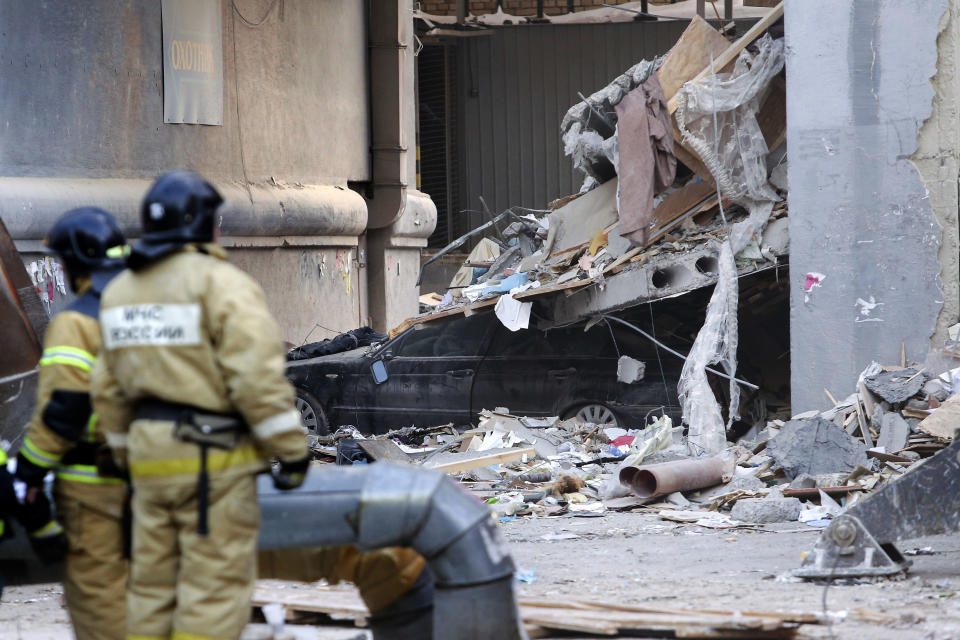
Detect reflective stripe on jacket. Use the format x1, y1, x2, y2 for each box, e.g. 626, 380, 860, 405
20, 305, 118, 486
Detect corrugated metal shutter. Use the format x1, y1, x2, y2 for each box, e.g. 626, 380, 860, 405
449, 19, 755, 238
418, 43, 461, 249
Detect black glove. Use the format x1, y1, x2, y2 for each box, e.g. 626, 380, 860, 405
17, 490, 68, 565
14, 452, 49, 488
271, 455, 309, 491
95, 445, 128, 481
0, 466, 17, 541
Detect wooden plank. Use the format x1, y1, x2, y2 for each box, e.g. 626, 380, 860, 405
604, 204, 706, 275
916, 393, 960, 440
757, 73, 787, 150
667, 3, 785, 115
423, 446, 536, 475
253, 586, 819, 637
657, 15, 732, 101
513, 276, 596, 300
653, 181, 716, 228
252, 585, 368, 618
519, 599, 822, 624
357, 439, 413, 464
858, 381, 879, 418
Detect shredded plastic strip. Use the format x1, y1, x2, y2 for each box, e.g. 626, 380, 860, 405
672, 35, 785, 455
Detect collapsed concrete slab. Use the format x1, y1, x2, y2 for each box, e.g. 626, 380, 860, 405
766, 418, 869, 480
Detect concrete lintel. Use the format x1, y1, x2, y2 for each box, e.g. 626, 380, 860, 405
549, 243, 786, 326
0, 177, 368, 240
386, 237, 429, 248
15, 235, 362, 253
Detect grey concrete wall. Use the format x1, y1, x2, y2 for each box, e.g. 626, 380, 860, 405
0, 1, 378, 341
787, 0, 948, 412
0, 0, 369, 185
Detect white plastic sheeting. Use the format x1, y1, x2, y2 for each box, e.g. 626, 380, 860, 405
673, 35, 785, 455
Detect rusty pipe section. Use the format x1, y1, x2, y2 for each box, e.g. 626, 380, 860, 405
619, 457, 726, 499
257, 463, 526, 640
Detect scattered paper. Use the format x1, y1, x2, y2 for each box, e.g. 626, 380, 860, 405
495, 294, 532, 332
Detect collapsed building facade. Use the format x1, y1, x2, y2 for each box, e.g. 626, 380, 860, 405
412, 0, 960, 434
412, 8, 789, 452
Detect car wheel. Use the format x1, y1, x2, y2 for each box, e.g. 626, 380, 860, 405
294, 389, 330, 436
572, 403, 619, 427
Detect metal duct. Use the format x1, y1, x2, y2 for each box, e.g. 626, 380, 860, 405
258, 463, 526, 640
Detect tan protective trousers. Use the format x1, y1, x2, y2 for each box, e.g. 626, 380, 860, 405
55, 481, 129, 640
128, 474, 259, 640
258, 545, 426, 614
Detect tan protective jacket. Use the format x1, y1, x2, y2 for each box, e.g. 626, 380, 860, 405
91, 244, 306, 485
20, 287, 126, 496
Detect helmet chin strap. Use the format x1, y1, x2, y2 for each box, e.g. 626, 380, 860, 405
68, 273, 93, 296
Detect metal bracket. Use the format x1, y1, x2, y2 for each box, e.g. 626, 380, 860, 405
795, 438, 960, 580
794, 515, 910, 579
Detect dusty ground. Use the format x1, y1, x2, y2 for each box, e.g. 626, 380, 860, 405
3, 509, 960, 639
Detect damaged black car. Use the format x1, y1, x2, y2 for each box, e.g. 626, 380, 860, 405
286, 312, 681, 435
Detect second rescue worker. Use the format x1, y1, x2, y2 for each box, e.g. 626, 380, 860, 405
92, 171, 310, 640
16, 208, 129, 640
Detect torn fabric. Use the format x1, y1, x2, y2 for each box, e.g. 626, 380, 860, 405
614, 73, 676, 246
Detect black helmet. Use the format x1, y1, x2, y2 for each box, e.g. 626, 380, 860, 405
45, 208, 127, 292
129, 171, 223, 269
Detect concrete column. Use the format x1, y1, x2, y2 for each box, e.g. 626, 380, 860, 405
366, 190, 436, 333
787, 0, 949, 412
365, 0, 437, 332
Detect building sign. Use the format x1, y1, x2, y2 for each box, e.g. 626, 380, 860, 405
161, 0, 223, 125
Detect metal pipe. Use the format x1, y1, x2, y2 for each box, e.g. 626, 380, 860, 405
257, 463, 525, 640
619, 457, 726, 499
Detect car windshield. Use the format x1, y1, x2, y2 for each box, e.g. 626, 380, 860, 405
389, 314, 491, 358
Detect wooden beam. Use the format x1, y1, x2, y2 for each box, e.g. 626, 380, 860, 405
423, 446, 536, 475
668, 2, 785, 114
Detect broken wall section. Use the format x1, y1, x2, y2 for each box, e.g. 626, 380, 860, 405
787, 0, 947, 412
913, 2, 960, 348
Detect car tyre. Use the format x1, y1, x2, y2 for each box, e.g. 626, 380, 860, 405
569, 403, 619, 427
294, 388, 330, 436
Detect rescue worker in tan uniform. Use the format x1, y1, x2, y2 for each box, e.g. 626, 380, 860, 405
15, 208, 129, 639
92, 172, 310, 640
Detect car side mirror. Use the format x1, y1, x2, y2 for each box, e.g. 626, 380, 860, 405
371, 360, 389, 385
381, 350, 395, 361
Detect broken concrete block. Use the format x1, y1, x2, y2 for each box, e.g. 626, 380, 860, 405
863, 368, 924, 404
788, 473, 816, 490
617, 356, 646, 384
765, 418, 869, 480
731, 497, 802, 523
923, 379, 950, 402
813, 473, 848, 488
877, 412, 910, 452
725, 475, 765, 493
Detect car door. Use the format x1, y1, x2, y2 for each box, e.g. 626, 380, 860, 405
540, 322, 622, 416
353, 314, 494, 433
471, 325, 557, 418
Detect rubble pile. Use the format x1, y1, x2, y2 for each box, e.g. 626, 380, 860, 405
410, 13, 788, 343
306, 344, 954, 532
308, 322, 959, 531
